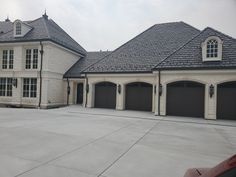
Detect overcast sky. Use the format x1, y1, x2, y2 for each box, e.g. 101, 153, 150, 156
1, 0, 236, 51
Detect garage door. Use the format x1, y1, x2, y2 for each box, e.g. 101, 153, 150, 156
95, 82, 116, 109
167, 81, 205, 118
125, 82, 152, 111
217, 81, 236, 120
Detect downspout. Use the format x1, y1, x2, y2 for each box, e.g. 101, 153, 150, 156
85, 74, 88, 107
38, 41, 44, 108
66, 78, 70, 105
158, 70, 161, 116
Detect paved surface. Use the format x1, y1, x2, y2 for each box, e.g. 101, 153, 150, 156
0, 106, 235, 177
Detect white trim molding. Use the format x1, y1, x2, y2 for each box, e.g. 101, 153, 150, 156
201, 36, 223, 62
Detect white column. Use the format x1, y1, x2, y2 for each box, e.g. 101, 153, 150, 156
86, 83, 94, 108
116, 84, 125, 110
205, 83, 217, 120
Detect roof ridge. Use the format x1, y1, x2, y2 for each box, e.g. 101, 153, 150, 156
179, 21, 201, 32
81, 24, 157, 73
152, 28, 206, 70
41, 17, 51, 38
48, 19, 86, 52
205, 26, 236, 41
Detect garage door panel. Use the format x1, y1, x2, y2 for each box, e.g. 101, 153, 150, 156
125, 83, 152, 111
167, 81, 205, 118
95, 82, 116, 109
217, 82, 236, 120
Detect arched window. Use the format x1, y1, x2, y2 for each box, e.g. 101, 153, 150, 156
206, 39, 218, 58
15, 22, 21, 35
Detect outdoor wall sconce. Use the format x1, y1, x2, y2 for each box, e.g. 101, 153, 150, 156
209, 84, 214, 98
12, 78, 18, 88
67, 86, 71, 95
159, 84, 163, 96
118, 84, 121, 94
86, 84, 89, 93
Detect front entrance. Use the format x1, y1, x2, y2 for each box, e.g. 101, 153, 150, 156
77, 83, 83, 104
166, 81, 205, 118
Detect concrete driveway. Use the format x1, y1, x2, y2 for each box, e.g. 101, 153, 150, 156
0, 106, 235, 177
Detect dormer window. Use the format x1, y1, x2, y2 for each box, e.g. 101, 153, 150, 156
202, 36, 223, 61
13, 20, 32, 37
15, 22, 21, 35
206, 39, 218, 58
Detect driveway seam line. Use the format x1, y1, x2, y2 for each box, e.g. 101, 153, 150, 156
97, 119, 163, 177
13, 123, 133, 177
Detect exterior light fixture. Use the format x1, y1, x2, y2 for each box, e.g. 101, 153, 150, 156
118, 84, 121, 94
12, 78, 18, 88
209, 84, 214, 98
86, 84, 89, 93
159, 84, 163, 96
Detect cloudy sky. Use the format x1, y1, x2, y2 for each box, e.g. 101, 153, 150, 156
1, 0, 236, 51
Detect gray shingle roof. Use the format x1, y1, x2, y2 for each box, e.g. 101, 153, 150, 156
154, 27, 236, 70
83, 22, 200, 73
0, 16, 86, 55
0, 21, 13, 34
64, 51, 111, 78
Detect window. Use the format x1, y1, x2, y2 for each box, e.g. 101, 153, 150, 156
25, 49, 38, 69
23, 78, 37, 98
0, 78, 13, 97
207, 39, 218, 58
2, 50, 14, 69
15, 22, 21, 35
202, 36, 223, 61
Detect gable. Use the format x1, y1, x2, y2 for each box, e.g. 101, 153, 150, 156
154, 27, 236, 70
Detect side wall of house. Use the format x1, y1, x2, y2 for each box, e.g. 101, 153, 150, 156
0, 42, 81, 108
40, 43, 81, 108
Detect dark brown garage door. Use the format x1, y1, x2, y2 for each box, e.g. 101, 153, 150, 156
167, 81, 205, 118
217, 81, 236, 120
125, 82, 152, 111
95, 82, 116, 109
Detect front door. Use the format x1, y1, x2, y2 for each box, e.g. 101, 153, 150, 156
77, 83, 83, 104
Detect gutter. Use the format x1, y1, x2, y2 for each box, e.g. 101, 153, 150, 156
158, 70, 161, 116
38, 41, 44, 108
85, 74, 88, 107
66, 78, 70, 105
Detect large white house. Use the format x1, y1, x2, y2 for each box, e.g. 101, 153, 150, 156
1, 14, 236, 120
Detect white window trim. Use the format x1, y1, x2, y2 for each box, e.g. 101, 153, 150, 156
0, 78, 13, 97
23, 78, 37, 98
2, 49, 14, 70
201, 36, 223, 62
25, 48, 38, 69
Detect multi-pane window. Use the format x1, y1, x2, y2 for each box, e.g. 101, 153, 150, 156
25, 49, 31, 69
23, 78, 37, 98
0, 78, 13, 97
33, 49, 38, 69
2, 50, 14, 69
15, 22, 21, 35
207, 39, 218, 58
25, 49, 38, 69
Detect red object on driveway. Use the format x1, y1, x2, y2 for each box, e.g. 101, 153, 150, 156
183, 154, 236, 177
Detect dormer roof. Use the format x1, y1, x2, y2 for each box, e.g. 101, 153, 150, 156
0, 15, 86, 55
154, 27, 236, 70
